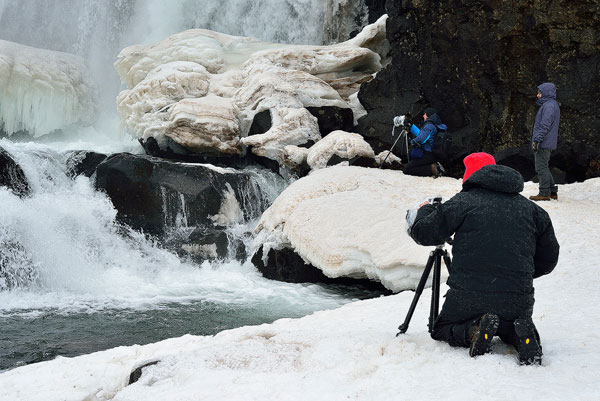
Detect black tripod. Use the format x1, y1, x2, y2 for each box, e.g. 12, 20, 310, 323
397, 243, 452, 335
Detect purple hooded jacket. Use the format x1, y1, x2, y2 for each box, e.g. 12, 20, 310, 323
531, 82, 560, 150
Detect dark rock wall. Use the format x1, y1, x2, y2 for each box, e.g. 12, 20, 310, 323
357, 0, 600, 180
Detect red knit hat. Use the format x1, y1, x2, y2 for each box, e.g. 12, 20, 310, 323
463, 152, 496, 181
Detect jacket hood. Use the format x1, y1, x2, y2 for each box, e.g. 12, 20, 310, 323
538, 82, 556, 100
425, 113, 448, 130
462, 164, 524, 194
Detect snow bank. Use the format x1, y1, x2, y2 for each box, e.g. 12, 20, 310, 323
0, 40, 97, 137
1, 178, 598, 401
114, 16, 388, 168
254, 166, 462, 291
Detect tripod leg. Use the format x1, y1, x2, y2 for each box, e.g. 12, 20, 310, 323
397, 252, 435, 335
442, 251, 453, 274
429, 251, 442, 333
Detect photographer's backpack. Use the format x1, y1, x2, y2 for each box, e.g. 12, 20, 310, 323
432, 128, 452, 161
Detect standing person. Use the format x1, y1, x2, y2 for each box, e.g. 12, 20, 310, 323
402, 107, 446, 177
407, 152, 559, 365
530, 82, 560, 201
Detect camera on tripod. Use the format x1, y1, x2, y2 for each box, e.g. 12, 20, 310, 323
397, 196, 452, 336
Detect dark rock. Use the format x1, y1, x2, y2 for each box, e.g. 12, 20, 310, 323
0, 146, 30, 197
495, 146, 537, 181
139, 136, 282, 175
94, 153, 272, 237
65, 151, 107, 178
365, 0, 387, 23
356, 0, 600, 181
326, 154, 377, 168
248, 110, 272, 136
177, 226, 247, 262
250, 106, 353, 141
306, 106, 354, 136
495, 143, 590, 184
128, 361, 159, 385
251, 246, 392, 294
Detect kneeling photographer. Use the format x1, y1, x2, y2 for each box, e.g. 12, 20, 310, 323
394, 107, 446, 177
406, 152, 559, 365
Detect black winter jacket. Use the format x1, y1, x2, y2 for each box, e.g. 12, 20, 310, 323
410, 165, 559, 316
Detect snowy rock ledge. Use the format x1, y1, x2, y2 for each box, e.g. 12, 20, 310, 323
0, 40, 97, 138
253, 166, 462, 292
114, 16, 388, 171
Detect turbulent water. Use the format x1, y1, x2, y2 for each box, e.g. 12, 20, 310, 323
0, 0, 376, 372
0, 139, 381, 371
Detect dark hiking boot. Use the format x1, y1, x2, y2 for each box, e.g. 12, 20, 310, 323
529, 194, 551, 201
469, 313, 499, 357
514, 318, 543, 365
550, 193, 558, 200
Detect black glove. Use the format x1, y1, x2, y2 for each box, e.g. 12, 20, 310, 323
532, 141, 540, 151
404, 118, 413, 128
411, 139, 422, 148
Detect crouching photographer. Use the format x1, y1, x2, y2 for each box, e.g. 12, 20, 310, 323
406, 152, 560, 365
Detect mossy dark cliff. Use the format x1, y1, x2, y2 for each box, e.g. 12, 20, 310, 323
359, 0, 600, 181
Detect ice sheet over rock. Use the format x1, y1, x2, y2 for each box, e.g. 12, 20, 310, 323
116, 61, 211, 140
306, 130, 375, 170
241, 108, 320, 165
167, 95, 241, 155
114, 16, 388, 166
254, 166, 461, 292
0, 40, 97, 138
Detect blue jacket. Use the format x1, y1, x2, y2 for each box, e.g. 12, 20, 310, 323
409, 113, 447, 159
531, 83, 560, 150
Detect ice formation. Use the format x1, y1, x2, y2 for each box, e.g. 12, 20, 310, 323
0, 40, 97, 137
306, 130, 375, 170
114, 15, 388, 170
254, 166, 462, 292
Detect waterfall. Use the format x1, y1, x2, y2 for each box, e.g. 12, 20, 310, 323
0, 140, 285, 298
0, 0, 369, 114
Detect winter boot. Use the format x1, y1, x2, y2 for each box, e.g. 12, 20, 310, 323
514, 318, 543, 365
529, 194, 551, 201
469, 313, 499, 357
550, 192, 558, 200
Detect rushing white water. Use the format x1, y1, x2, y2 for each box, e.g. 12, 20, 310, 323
0, 140, 357, 317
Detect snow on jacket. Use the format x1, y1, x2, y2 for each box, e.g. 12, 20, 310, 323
409, 113, 447, 159
531, 82, 560, 150
409, 164, 559, 316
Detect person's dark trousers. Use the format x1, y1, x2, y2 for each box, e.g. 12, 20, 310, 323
429, 289, 535, 348
432, 315, 541, 351
403, 152, 437, 177
534, 148, 557, 196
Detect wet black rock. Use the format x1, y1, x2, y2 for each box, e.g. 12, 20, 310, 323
251, 246, 391, 294
66, 151, 107, 178
94, 153, 271, 238
0, 146, 30, 197
176, 226, 247, 263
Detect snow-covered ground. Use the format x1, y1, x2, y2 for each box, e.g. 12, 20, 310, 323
1, 174, 598, 401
